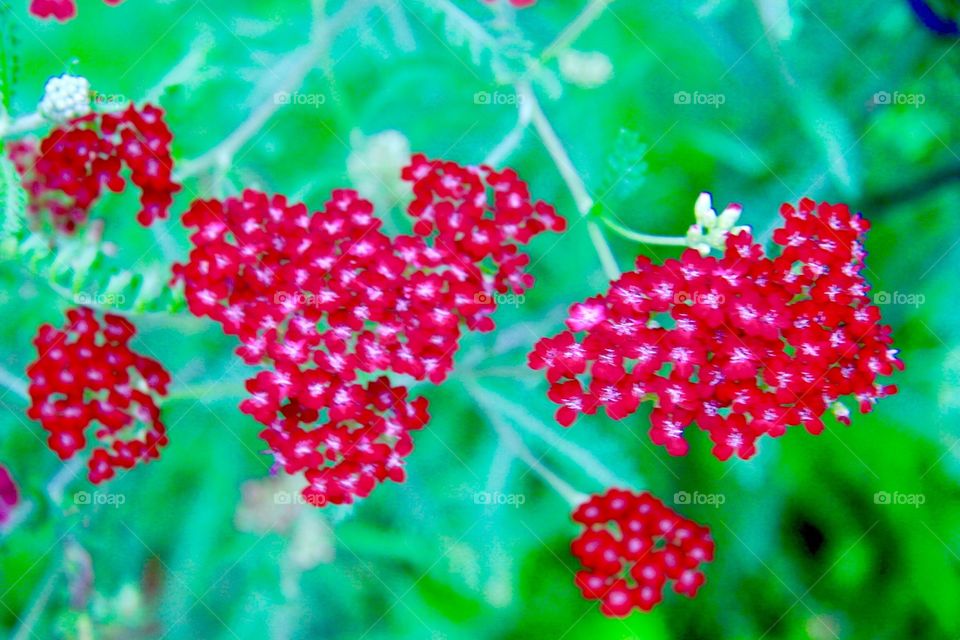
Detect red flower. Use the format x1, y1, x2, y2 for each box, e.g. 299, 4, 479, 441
482, 0, 536, 7
174, 156, 564, 505
26, 307, 171, 484
530, 199, 902, 460
8, 103, 180, 232
571, 489, 714, 615
29, 0, 123, 21
0, 465, 19, 526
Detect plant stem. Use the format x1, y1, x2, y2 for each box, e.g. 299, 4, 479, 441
541, 0, 615, 61
518, 81, 621, 280
165, 378, 248, 402
0, 113, 45, 139
491, 393, 631, 489
12, 562, 61, 640
467, 379, 587, 506
0, 362, 28, 401
601, 216, 689, 247
175, 0, 372, 181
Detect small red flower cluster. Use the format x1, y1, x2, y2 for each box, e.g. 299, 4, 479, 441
482, 0, 536, 7
0, 465, 18, 526
9, 104, 179, 232
530, 199, 902, 460
29, 0, 122, 21
173, 157, 564, 505
572, 489, 714, 616
26, 307, 171, 484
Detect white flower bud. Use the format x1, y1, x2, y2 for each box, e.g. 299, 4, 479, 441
558, 50, 614, 89
38, 73, 91, 122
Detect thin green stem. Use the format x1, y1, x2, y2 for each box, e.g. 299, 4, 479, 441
175, 0, 373, 181
601, 216, 689, 247
541, 0, 615, 61
165, 379, 248, 403
519, 81, 621, 280
0, 362, 28, 401
467, 380, 586, 506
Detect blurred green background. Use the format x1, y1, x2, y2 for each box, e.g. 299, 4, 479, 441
1, 0, 959, 638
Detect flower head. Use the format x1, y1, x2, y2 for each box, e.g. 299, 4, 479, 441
530, 198, 902, 460
26, 307, 171, 483
571, 489, 714, 615
174, 156, 564, 505
9, 103, 180, 232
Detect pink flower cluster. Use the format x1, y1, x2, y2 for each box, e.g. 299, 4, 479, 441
572, 489, 714, 616
530, 199, 902, 460
9, 104, 180, 232
0, 465, 18, 526
26, 307, 171, 483
29, 0, 122, 21
173, 156, 564, 505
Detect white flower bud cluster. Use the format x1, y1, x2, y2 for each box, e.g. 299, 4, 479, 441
38, 74, 91, 123
686, 192, 749, 255
558, 50, 614, 89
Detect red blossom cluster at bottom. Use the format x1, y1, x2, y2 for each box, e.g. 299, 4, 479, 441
26, 308, 171, 483
29, 0, 123, 21
572, 488, 714, 616
0, 465, 18, 526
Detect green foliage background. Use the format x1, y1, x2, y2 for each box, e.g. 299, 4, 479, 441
1, 0, 959, 638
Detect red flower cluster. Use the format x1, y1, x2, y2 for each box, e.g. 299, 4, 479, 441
9, 103, 179, 232
173, 156, 564, 505
26, 307, 171, 484
29, 0, 122, 21
530, 199, 902, 460
0, 465, 18, 526
572, 489, 714, 616
482, 0, 536, 7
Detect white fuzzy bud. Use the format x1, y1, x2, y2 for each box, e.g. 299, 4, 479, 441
39, 73, 91, 122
